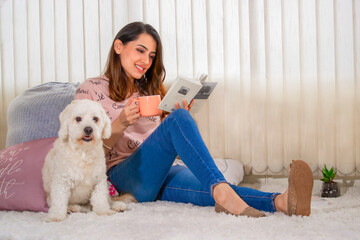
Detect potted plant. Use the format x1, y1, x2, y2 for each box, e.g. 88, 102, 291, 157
320, 165, 340, 198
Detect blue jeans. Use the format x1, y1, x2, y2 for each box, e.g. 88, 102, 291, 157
108, 109, 279, 212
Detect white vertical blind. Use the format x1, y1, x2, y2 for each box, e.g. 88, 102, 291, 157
282, 0, 301, 169
13, 0, 28, 94
0, 23, 3, 150
191, 0, 209, 149
40, 0, 55, 84
27, 0, 41, 87
68, 0, 85, 83
113, 0, 128, 36
355, 0, 360, 173
265, 0, 283, 174
54, 0, 69, 82
223, 0, 240, 165
84, 0, 101, 78
143, 0, 160, 30
1, 0, 15, 150
317, 0, 337, 171
249, 0, 267, 174
128, 0, 143, 22
160, 0, 177, 84
299, 0, 318, 171
238, 0, 252, 174
1, 0, 359, 176
99, 0, 113, 72
334, 0, 355, 175
207, 0, 225, 159
175, 0, 193, 78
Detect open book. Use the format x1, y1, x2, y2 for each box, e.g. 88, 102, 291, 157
158, 74, 217, 113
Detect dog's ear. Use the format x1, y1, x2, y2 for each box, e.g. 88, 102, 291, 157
58, 101, 73, 141
100, 108, 112, 139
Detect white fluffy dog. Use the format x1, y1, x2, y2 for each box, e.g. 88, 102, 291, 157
42, 99, 131, 222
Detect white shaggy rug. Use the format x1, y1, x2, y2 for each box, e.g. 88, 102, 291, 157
1, 179, 359, 240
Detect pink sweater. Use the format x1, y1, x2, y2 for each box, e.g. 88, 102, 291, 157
74, 76, 161, 170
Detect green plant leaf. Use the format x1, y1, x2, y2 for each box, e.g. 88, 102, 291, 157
324, 165, 330, 175
321, 176, 330, 182
324, 164, 328, 171
322, 165, 337, 180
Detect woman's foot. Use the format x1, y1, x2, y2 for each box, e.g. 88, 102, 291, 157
274, 189, 288, 214
213, 182, 265, 218
275, 160, 314, 216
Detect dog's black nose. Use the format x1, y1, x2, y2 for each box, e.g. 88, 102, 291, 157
84, 127, 93, 135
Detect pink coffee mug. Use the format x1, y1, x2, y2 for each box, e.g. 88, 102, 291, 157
136, 95, 162, 117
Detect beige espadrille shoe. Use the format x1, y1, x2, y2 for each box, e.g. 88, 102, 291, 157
287, 160, 314, 216
215, 203, 266, 218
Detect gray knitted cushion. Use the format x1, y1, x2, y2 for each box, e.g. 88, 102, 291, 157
6, 82, 79, 147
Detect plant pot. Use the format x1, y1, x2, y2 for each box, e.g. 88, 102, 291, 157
321, 181, 340, 198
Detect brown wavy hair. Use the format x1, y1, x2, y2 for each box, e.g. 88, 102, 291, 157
104, 22, 167, 102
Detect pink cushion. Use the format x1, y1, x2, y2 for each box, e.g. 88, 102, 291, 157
0, 137, 56, 212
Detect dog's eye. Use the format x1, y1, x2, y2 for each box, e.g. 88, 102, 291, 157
75, 117, 82, 122
93, 117, 98, 123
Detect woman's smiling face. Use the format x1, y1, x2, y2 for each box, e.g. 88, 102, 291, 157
114, 33, 157, 81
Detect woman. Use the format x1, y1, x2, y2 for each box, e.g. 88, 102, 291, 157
74, 22, 313, 217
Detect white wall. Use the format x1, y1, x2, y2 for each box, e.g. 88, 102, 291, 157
1, 0, 359, 176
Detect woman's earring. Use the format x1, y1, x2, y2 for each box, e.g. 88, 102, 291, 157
142, 74, 148, 83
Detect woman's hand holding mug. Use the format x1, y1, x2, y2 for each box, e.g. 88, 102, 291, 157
136, 95, 162, 117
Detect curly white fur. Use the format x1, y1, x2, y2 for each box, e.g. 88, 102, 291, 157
42, 99, 128, 222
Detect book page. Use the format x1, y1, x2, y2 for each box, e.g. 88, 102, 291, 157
193, 82, 217, 99
158, 76, 202, 112
190, 82, 217, 113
